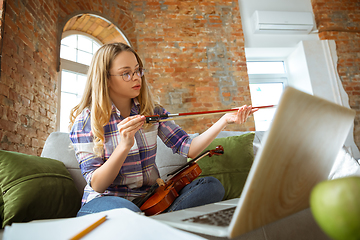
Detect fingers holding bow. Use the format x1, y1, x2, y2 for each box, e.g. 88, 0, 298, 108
117, 115, 145, 147
118, 115, 145, 134
225, 105, 258, 124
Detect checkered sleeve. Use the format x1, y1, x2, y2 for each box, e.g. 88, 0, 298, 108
69, 108, 104, 186
156, 107, 193, 157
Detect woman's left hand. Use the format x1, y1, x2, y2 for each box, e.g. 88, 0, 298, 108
223, 105, 258, 125
188, 105, 258, 158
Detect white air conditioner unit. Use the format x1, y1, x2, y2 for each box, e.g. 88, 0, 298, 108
251, 11, 314, 34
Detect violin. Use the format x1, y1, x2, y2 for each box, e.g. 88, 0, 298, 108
145, 105, 275, 123
137, 145, 224, 216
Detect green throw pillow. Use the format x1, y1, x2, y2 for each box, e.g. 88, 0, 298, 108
196, 133, 255, 200
0, 150, 81, 227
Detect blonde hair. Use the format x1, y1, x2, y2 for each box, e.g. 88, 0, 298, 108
69, 43, 157, 156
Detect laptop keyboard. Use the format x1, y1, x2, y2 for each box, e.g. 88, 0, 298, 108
182, 207, 236, 227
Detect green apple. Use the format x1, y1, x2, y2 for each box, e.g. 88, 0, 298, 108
310, 176, 360, 240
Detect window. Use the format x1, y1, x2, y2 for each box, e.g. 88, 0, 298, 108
59, 33, 101, 132
60, 34, 100, 66
247, 61, 287, 131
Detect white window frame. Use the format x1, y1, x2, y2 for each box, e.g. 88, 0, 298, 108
248, 74, 288, 86
56, 31, 103, 131
247, 59, 288, 87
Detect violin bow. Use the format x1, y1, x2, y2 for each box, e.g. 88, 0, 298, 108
145, 105, 275, 123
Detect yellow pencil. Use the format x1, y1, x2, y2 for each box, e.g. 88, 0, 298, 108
70, 215, 107, 240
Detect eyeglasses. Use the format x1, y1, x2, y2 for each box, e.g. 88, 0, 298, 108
109, 68, 145, 82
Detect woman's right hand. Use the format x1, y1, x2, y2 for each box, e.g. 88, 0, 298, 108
91, 115, 145, 193
117, 115, 146, 148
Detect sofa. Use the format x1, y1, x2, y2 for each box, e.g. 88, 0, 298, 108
2, 130, 353, 239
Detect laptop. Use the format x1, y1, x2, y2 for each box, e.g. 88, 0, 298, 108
151, 87, 356, 238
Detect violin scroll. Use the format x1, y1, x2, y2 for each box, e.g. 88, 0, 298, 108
208, 145, 224, 157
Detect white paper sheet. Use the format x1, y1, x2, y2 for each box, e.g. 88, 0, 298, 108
3, 208, 206, 240
329, 147, 360, 180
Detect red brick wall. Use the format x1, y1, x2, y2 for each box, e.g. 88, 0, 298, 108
311, 0, 360, 150
0, 0, 59, 155
0, 0, 3, 69
0, 0, 252, 155
133, 0, 253, 133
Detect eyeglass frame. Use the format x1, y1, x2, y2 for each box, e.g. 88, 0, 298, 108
109, 68, 145, 82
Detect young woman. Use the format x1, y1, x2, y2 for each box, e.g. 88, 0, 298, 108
69, 42, 256, 216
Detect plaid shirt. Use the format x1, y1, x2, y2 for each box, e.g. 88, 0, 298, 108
70, 99, 192, 206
